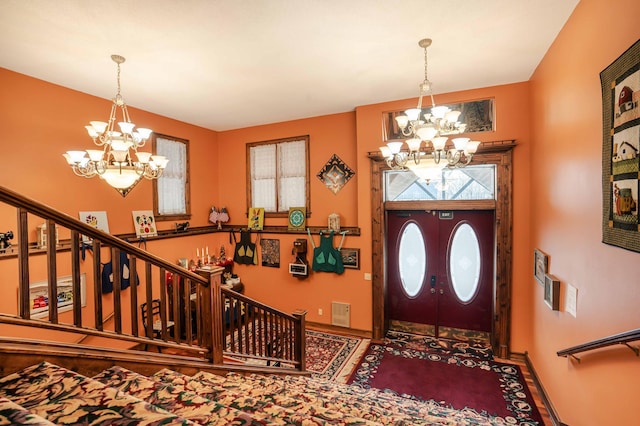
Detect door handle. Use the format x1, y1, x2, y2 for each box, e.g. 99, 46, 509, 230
430, 288, 436, 294
439, 289, 444, 295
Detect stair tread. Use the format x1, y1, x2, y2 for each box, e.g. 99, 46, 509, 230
190, 371, 384, 425
93, 365, 270, 426
0, 395, 56, 425
227, 372, 441, 425
152, 368, 337, 425
0, 362, 193, 425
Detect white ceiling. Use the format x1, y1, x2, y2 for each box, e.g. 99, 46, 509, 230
0, 0, 579, 131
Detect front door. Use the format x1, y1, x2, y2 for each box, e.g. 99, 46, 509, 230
386, 210, 495, 335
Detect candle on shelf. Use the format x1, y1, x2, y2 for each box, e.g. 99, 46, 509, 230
196, 248, 200, 257
206, 246, 209, 256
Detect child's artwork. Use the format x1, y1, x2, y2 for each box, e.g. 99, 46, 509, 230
79, 211, 110, 242
248, 207, 264, 231
132, 210, 158, 238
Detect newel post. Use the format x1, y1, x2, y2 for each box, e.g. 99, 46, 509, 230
198, 267, 225, 365
292, 309, 307, 371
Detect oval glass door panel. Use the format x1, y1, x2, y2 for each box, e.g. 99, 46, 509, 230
398, 222, 427, 297
449, 223, 481, 303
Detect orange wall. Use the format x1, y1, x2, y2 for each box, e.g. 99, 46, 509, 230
1, 66, 533, 339
529, 0, 640, 424
215, 113, 365, 327
0, 69, 223, 339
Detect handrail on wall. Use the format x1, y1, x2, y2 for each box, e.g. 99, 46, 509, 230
557, 328, 640, 363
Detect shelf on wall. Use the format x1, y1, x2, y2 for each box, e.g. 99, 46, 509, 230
0, 224, 361, 260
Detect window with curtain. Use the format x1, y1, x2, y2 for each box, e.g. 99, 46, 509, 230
153, 133, 191, 220
248, 135, 309, 216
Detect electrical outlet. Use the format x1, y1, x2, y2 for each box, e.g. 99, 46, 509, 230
364, 273, 372, 280
318, 308, 323, 315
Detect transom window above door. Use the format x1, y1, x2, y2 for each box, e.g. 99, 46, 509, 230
384, 164, 496, 201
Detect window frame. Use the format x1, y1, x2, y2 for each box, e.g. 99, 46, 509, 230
152, 133, 191, 221
246, 135, 310, 218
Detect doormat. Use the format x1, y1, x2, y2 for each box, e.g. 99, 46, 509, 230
347, 333, 542, 425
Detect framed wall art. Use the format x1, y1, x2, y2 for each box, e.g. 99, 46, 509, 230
248, 207, 264, 231
544, 274, 560, 311
29, 274, 87, 319
260, 238, 280, 268
601, 38, 640, 252
533, 248, 548, 284
132, 210, 158, 238
340, 247, 360, 270
78, 211, 110, 242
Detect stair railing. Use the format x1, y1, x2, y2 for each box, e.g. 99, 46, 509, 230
557, 328, 640, 362
0, 185, 306, 371
220, 286, 307, 370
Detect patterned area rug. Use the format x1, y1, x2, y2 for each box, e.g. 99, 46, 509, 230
347, 331, 543, 425
229, 327, 369, 382
305, 329, 369, 381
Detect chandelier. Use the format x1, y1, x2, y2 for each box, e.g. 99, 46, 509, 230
380, 38, 480, 170
63, 55, 168, 197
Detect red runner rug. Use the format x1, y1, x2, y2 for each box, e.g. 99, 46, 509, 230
347, 332, 543, 425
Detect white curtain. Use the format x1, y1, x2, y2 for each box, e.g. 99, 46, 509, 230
250, 140, 306, 212
250, 144, 277, 212
278, 140, 306, 210
156, 137, 186, 215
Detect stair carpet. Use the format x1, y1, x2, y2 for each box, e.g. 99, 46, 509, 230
0, 361, 480, 425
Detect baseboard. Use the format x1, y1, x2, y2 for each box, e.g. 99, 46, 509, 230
305, 321, 372, 340
514, 351, 569, 426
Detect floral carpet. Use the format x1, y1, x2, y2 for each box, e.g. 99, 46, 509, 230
348, 331, 544, 425
305, 329, 369, 381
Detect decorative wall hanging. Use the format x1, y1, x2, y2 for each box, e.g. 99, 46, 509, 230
328, 212, 340, 232
79, 211, 110, 242
317, 154, 355, 195
132, 210, 158, 238
340, 247, 360, 270
260, 238, 280, 268
288, 207, 306, 230
248, 207, 264, 231
601, 38, 640, 252
544, 274, 560, 311
533, 248, 548, 285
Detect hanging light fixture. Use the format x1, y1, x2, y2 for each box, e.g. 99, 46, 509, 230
380, 38, 480, 170
63, 54, 168, 197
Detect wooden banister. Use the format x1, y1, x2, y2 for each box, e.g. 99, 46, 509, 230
557, 328, 640, 362
0, 184, 307, 373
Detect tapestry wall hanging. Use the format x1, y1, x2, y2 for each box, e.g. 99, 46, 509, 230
317, 154, 355, 195
260, 238, 280, 268
601, 38, 640, 252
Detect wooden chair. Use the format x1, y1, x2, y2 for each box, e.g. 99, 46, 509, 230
140, 299, 175, 351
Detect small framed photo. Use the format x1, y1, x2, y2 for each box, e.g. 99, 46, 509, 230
341, 248, 360, 270
533, 248, 548, 284
544, 274, 560, 311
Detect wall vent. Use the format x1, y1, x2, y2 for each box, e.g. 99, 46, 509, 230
331, 302, 350, 328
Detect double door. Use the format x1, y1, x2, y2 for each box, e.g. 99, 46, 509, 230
386, 210, 495, 334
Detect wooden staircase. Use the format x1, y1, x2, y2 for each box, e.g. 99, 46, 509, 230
0, 361, 458, 425
0, 185, 306, 378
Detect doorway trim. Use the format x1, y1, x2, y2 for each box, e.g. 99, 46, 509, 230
369, 141, 515, 358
